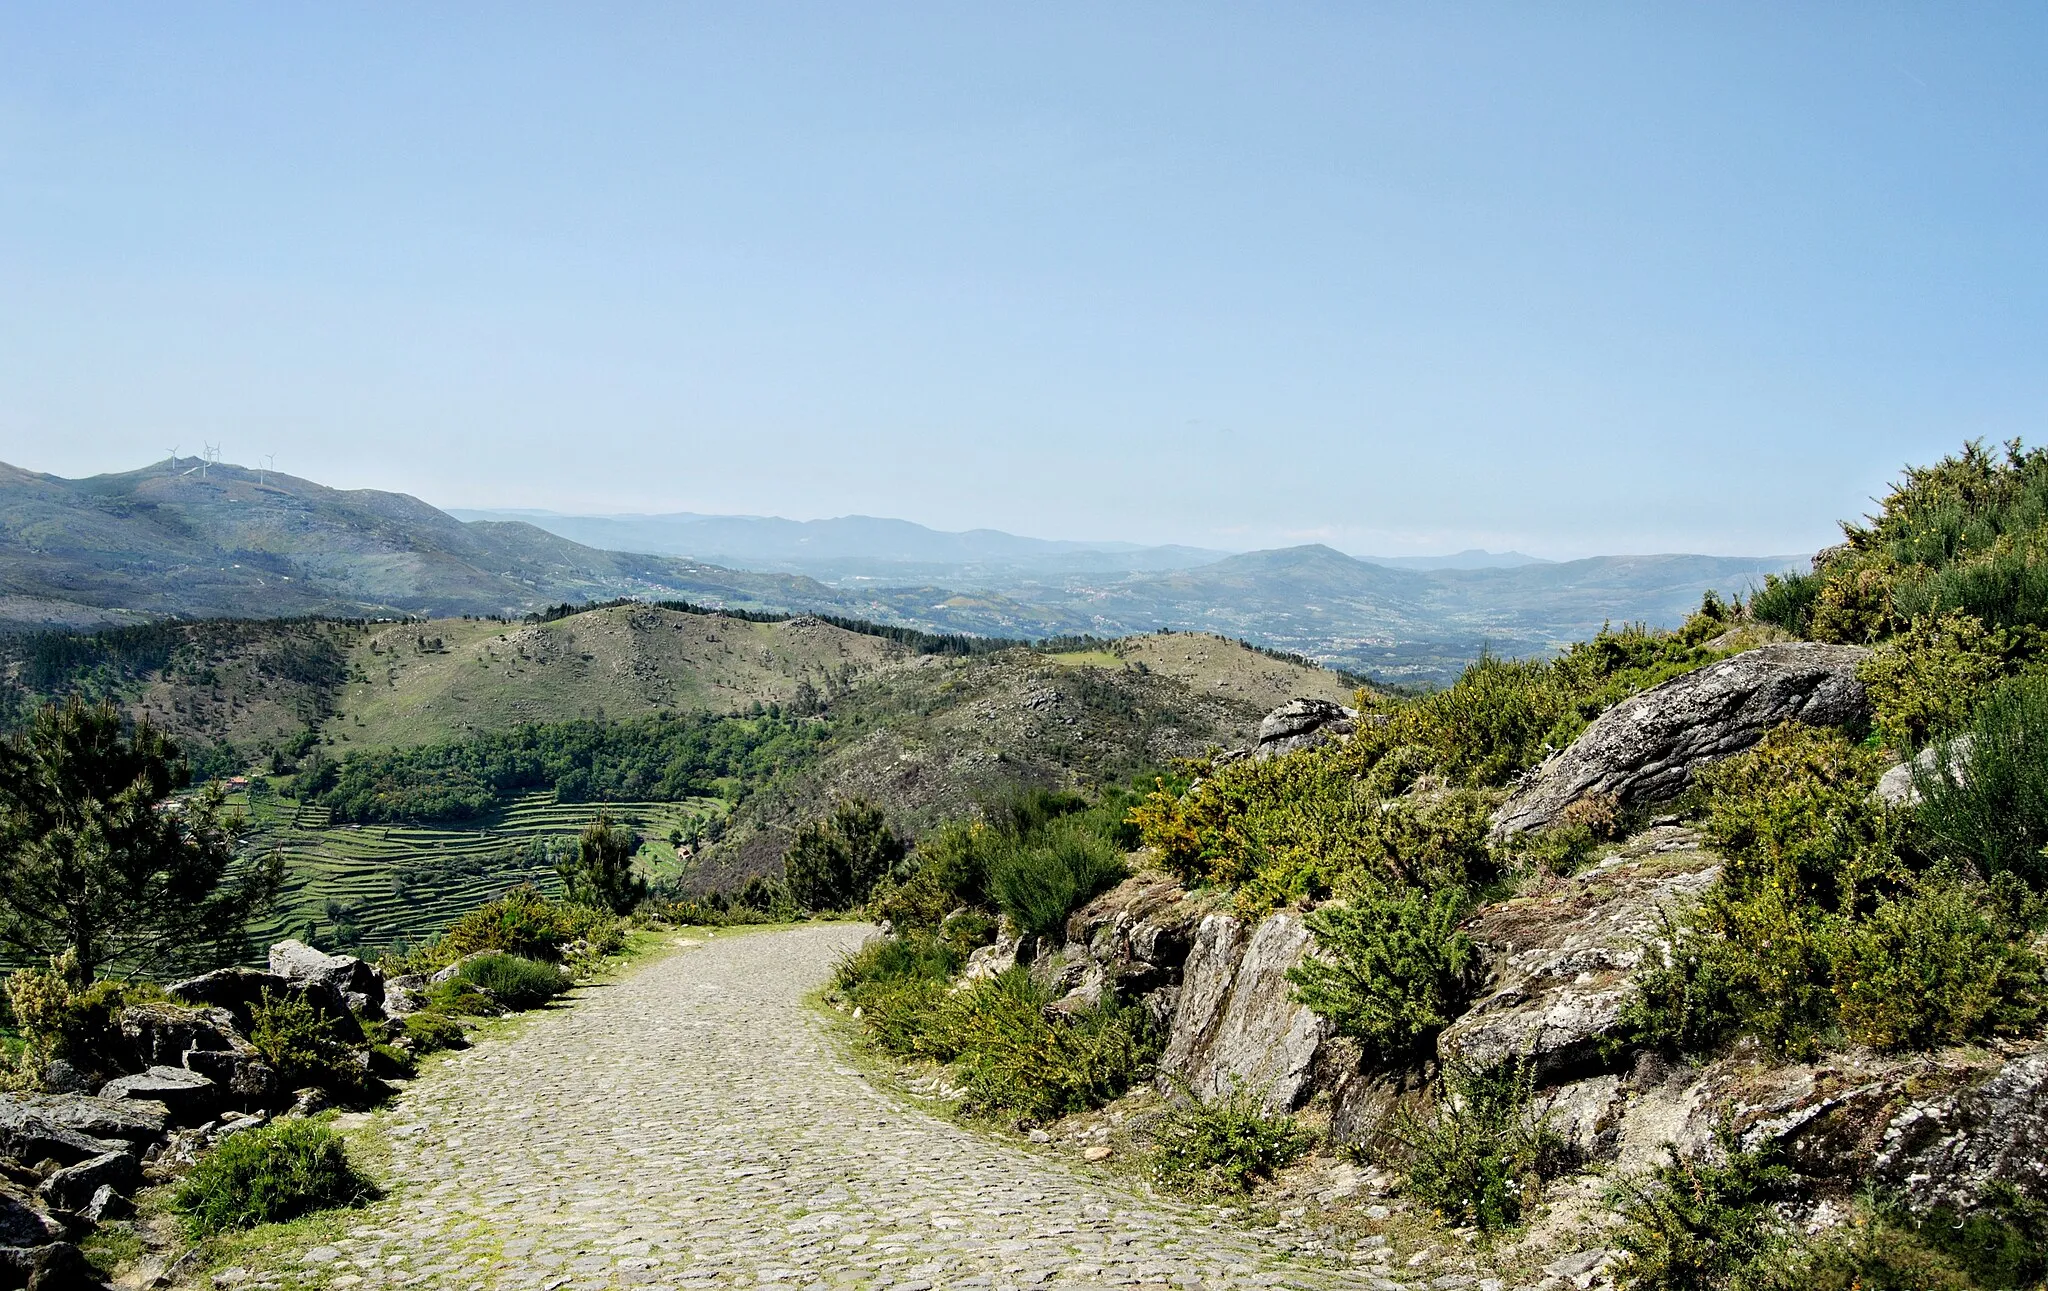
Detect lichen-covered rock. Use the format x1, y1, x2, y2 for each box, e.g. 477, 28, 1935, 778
0, 1239, 95, 1291
1437, 828, 1721, 1082
0, 1105, 127, 1170
1066, 871, 1207, 1004
36, 1151, 135, 1214
1160, 912, 1331, 1111
164, 967, 290, 1025
1, 1096, 165, 1147
96, 1067, 218, 1126
116, 1002, 242, 1070
1875, 735, 1973, 808
268, 939, 385, 1016
1874, 1049, 2048, 1210
0, 1185, 61, 1249
1254, 698, 1360, 761
1492, 642, 1872, 837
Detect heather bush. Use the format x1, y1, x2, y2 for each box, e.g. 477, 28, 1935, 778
1916, 673, 2048, 889
985, 820, 1127, 941
452, 953, 568, 1011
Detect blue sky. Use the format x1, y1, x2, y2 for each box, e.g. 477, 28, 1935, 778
1, 5, 2043, 558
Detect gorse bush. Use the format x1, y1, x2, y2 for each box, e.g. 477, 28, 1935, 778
1609, 1127, 1795, 1291
1625, 719, 2047, 1060
1857, 611, 2011, 751
248, 989, 369, 1097
1830, 873, 2041, 1051
1789, 1189, 2048, 1291
173, 1119, 378, 1236
1146, 1079, 1314, 1196
1288, 882, 1479, 1065
399, 884, 623, 971
453, 953, 568, 1011
1392, 1057, 1568, 1234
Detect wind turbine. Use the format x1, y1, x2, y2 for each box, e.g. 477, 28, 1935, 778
166, 445, 180, 472
200, 443, 216, 479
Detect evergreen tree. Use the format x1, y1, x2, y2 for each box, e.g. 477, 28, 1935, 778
0, 699, 283, 984
557, 813, 647, 915
783, 798, 905, 912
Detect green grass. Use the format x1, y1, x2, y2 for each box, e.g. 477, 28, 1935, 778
1045, 649, 1125, 669
230, 787, 720, 958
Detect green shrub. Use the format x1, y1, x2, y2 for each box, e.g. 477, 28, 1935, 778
410, 884, 616, 969
1147, 1079, 1314, 1196
1288, 883, 1479, 1065
1749, 571, 1823, 636
986, 821, 1128, 942
1902, 1184, 2048, 1288
555, 813, 648, 915
453, 953, 568, 1011
1858, 611, 2009, 751
1132, 752, 1494, 914
833, 933, 963, 996
248, 989, 368, 1095
1616, 915, 1746, 1059
1393, 1057, 1568, 1233
173, 1118, 378, 1236
1831, 873, 2041, 1051
367, 1043, 416, 1080
424, 978, 499, 1017
1609, 1127, 1795, 1291
782, 798, 907, 913
400, 1010, 466, 1053
1698, 725, 1898, 916
942, 969, 1160, 1120
846, 955, 1158, 1120
1916, 673, 2048, 890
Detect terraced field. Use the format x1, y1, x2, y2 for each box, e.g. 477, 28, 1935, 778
232, 788, 722, 957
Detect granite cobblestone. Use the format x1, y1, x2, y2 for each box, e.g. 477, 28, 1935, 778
226, 926, 1386, 1291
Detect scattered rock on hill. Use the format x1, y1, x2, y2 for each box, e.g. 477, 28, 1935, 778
1491, 642, 1872, 837
97, 1067, 218, 1126
1253, 698, 1360, 761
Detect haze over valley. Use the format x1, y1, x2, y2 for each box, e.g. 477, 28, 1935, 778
5, 457, 1802, 682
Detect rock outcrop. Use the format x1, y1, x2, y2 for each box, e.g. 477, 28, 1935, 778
1253, 698, 1360, 761
1437, 827, 1721, 1082
1492, 642, 1872, 836
269, 939, 386, 1017
1160, 913, 1333, 1111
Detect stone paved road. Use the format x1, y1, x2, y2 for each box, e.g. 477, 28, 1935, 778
240, 926, 1390, 1291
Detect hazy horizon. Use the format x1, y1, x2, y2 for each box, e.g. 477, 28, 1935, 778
5, 7, 2043, 558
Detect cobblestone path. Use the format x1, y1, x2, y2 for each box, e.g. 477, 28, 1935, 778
242, 926, 1389, 1291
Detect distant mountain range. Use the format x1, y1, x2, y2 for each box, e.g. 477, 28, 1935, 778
447, 508, 1552, 581
0, 460, 1806, 681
